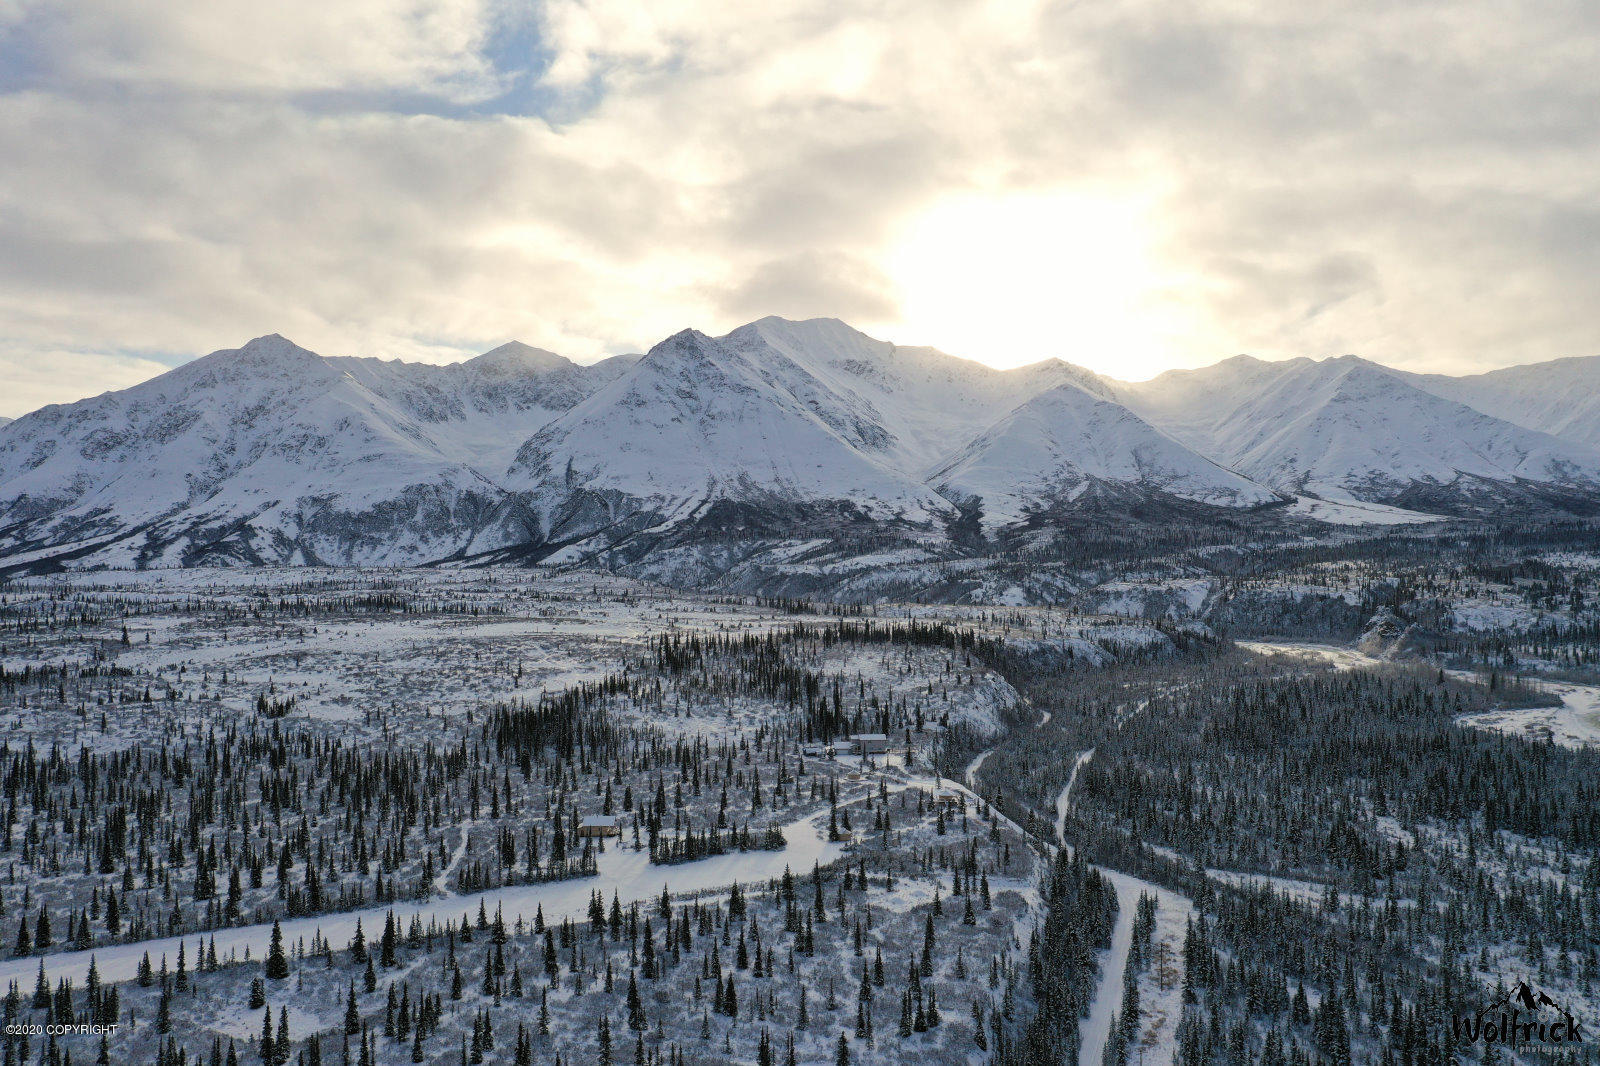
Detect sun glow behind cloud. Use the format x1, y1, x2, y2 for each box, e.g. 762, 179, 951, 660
881, 189, 1192, 380
3, 0, 1598, 414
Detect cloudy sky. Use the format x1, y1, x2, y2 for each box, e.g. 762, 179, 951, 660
2, 0, 1597, 415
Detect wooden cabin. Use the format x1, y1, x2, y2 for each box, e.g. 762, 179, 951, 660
577, 815, 621, 839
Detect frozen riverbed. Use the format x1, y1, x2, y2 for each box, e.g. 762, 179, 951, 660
1455, 681, 1600, 748
1237, 639, 1386, 672
1241, 639, 1600, 749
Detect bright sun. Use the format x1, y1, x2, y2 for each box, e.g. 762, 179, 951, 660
883, 189, 1186, 380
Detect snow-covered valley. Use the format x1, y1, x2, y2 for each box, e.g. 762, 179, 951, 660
1, 534, 1598, 1066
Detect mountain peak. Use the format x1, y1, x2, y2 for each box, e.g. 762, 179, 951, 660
231, 333, 321, 360
1324, 353, 1384, 372
1319, 355, 1407, 397
930, 374, 1280, 523
628, 329, 734, 380
466, 341, 572, 376
726, 316, 884, 358
238, 333, 304, 354
187, 334, 326, 375
649, 328, 719, 356
744, 314, 853, 331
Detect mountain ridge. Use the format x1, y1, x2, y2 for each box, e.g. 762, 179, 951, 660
2, 318, 1598, 573
1113, 353, 1600, 505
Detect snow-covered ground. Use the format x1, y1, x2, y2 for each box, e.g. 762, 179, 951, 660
1456, 681, 1600, 748
1201, 868, 1414, 913
0, 809, 846, 991
1079, 869, 1194, 1066
1283, 496, 1443, 526
1130, 880, 1195, 1066
0, 568, 1040, 749
1237, 639, 1385, 671
1078, 867, 1139, 1066
1078, 578, 1213, 620
1445, 599, 1562, 633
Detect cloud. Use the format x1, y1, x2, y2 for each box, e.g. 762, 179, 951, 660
0, 343, 176, 417
0, 0, 1597, 414
7, 0, 502, 98
715, 250, 898, 325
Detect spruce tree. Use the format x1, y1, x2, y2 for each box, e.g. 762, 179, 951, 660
265, 920, 291, 980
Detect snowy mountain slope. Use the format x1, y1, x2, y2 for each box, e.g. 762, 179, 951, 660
500, 329, 953, 548
1194, 357, 1600, 500
1112, 355, 1313, 455
0, 336, 623, 567
928, 383, 1283, 524
721, 317, 1115, 475
7, 317, 1600, 574
1397, 356, 1600, 449
1112, 354, 1600, 506
324, 342, 635, 477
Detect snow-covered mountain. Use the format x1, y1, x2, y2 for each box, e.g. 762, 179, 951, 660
1114, 355, 1311, 455
929, 383, 1282, 524
1118, 356, 1600, 503
0, 335, 624, 567
322, 342, 635, 477
498, 317, 1261, 552
3, 319, 1599, 572
501, 328, 953, 550
721, 316, 1114, 475
1397, 356, 1600, 450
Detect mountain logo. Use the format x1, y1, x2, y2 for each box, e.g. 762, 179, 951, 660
1451, 980, 1585, 1050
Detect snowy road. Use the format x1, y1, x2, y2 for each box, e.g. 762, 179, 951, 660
964, 747, 994, 790
961, 692, 1194, 1066
1079, 868, 1201, 1066
1078, 861, 1139, 1066
1052, 750, 1193, 1066
0, 809, 845, 990
1054, 748, 1095, 843
965, 699, 1052, 792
